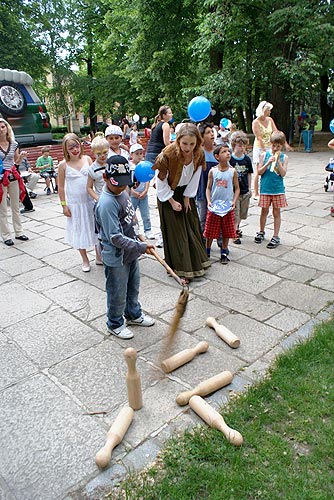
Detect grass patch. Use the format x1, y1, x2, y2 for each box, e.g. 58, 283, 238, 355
108, 318, 334, 500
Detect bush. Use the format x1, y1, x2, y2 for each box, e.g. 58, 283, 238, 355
51, 126, 68, 134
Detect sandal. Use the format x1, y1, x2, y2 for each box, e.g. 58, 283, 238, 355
266, 236, 280, 249
236, 229, 243, 238
254, 231, 265, 244
233, 238, 241, 245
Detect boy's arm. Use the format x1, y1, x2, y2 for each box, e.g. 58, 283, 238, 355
276, 154, 288, 177
206, 169, 213, 206
87, 175, 98, 202
257, 152, 271, 175
98, 199, 148, 257
247, 173, 252, 196
232, 169, 240, 208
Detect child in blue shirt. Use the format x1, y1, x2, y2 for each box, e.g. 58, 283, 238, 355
95, 155, 155, 339
229, 131, 253, 245
254, 131, 288, 249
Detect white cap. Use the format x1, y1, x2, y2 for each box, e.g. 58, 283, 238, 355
105, 125, 123, 137
130, 143, 144, 154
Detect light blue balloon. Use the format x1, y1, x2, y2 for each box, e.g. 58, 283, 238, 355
134, 161, 154, 182
220, 118, 229, 128
330, 118, 334, 134
187, 96, 211, 122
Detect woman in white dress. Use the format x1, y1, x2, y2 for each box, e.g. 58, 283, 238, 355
58, 133, 97, 272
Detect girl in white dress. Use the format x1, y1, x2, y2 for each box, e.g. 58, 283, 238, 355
58, 133, 97, 272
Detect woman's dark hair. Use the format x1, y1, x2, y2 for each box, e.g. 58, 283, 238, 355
152, 105, 171, 129
198, 122, 213, 137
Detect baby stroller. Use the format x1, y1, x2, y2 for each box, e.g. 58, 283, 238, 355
324, 159, 334, 216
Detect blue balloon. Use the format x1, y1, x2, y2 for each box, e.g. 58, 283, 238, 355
187, 96, 211, 122
330, 118, 334, 134
134, 160, 154, 182
220, 118, 229, 128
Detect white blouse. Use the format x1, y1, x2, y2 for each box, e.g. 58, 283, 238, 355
156, 160, 202, 202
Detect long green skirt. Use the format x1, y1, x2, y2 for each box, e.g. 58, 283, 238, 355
158, 186, 211, 279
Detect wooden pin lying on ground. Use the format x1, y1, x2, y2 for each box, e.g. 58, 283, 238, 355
95, 406, 134, 468
161, 341, 209, 373
189, 395, 243, 446
205, 317, 240, 348
124, 347, 142, 410
176, 370, 233, 406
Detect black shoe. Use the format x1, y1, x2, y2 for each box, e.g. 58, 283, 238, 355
4, 239, 14, 246
15, 235, 29, 241
54, 186, 58, 193
29, 192, 37, 199
20, 208, 35, 214
220, 253, 230, 264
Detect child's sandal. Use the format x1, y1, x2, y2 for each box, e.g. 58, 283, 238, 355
254, 231, 265, 243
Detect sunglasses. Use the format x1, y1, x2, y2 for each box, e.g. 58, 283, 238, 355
67, 143, 80, 151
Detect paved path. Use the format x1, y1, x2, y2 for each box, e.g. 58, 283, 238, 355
1, 150, 334, 500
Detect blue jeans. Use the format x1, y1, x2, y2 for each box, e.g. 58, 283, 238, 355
104, 260, 142, 329
145, 152, 159, 164
131, 196, 151, 233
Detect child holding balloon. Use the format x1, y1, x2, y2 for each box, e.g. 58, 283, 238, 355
129, 144, 155, 240
153, 123, 210, 281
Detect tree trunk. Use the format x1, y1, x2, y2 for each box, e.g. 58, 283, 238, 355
271, 83, 291, 141
320, 72, 332, 132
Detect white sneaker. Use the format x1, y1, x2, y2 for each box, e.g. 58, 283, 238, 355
126, 314, 155, 327
145, 231, 155, 240
82, 263, 91, 272
107, 324, 134, 339
156, 235, 163, 248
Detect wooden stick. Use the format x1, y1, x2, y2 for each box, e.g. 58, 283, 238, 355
149, 248, 187, 287
189, 395, 243, 446
205, 317, 240, 348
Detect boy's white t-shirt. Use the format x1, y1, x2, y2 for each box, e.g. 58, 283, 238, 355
87, 160, 105, 196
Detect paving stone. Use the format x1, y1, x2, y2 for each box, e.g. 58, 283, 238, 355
280, 248, 334, 272
310, 273, 334, 292
43, 280, 106, 322
207, 313, 285, 364
38, 226, 66, 240
28, 270, 76, 292
198, 281, 284, 321
0, 479, 16, 500
49, 341, 160, 412
0, 374, 105, 500
141, 332, 243, 386
0, 254, 42, 276
4, 309, 102, 369
241, 358, 271, 383
160, 297, 228, 333
0, 282, 51, 328
123, 438, 161, 473
106, 379, 186, 448
0, 339, 38, 390
0, 245, 22, 261
14, 236, 69, 259
277, 263, 318, 283
139, 275, 191, 315
238, 252, 288, 274
0, 270, 11, 285
297, 238, 334, 257
205, 261, 281, 294
292, 225, 334, 242
265, 307, 311, 333
262, 280, 334, 314
42, 248, 84, 270
281, 210, 330, 228
67, 265, 106, 291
